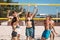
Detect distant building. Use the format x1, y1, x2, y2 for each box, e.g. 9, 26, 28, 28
36, 14, 56, 18
49, 14, 56, 18
58, 12, 60, 18
36, 14, 48, 18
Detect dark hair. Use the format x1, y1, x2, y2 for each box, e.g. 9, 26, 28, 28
46, 16, 52, 18
49, 16, 52, 18
27, 12, 30, 17
12, 10, 17, 14
11, 17, 17, 26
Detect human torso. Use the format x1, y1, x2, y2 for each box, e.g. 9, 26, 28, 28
11, 16, 19, 29
26, 17, 32, 28
44, 20, 50, 30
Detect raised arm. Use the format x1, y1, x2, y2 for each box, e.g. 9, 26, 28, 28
7, 10, 10, 18
18, 6, 23, 16
26, 4, 30, 18
31, 5, 38, 18
7, 10, 13, 19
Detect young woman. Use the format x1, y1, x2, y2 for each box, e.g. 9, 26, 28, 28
7, 8, 23, 40
25, 4, 38, 40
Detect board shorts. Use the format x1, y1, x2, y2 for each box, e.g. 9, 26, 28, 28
42, 30, 51, 39
26, 27, 33, 37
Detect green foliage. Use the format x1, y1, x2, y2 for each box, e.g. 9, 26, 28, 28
0, 0, 26, 18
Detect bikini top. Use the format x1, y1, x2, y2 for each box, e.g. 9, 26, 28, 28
26, 20, 32, 21
26, 17, 32, 21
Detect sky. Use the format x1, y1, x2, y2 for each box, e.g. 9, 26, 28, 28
12, 0, 60, 15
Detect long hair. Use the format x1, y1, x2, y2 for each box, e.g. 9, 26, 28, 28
27, 12, 30, 17
11, 17, 17, 26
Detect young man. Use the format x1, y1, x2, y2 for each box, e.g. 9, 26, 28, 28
7, 8, 23, 40
41, 16, 51, 40
49, 16, 58, 40
25, 4, 38, 40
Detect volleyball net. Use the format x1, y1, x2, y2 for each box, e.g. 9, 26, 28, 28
0, 18, 60, 20
0, 3, 60, 20
0, 3, 60, 6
